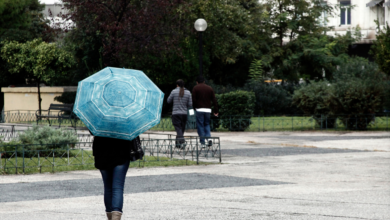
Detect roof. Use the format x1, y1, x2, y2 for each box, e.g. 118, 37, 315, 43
366, 0, 383, 7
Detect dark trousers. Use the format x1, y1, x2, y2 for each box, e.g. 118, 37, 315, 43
196, 111, 211, 144
172, 114, 187, 145
100, 160, 130, 213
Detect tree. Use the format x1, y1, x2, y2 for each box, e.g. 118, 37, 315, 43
62, 0, 190, 67
0, 0, 53, 43
370, 22, 390, 76
1, 39, 75, 113
260, 0, 340, 82
193, 0, 268, 86
293, 58, 388, 130
0, 0, 54, 111
248, 59, 264, 81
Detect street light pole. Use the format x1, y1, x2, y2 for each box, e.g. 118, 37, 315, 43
198, 31, 203, 77
194, 19, 207, 77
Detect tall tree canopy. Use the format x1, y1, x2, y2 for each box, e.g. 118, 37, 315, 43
0, 0, 51, 42
370, 22, 390, 76
62, 0, 190, 67
1, 39, 75, 112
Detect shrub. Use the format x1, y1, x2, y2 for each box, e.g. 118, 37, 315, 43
0, 125, 79, 157
18, 125, 78, 147
216, 90, 255, 131
384, 81, 390, 112
326, 59, 387, 129
54, 92, 77, 104
370, 22, 390, 76
292, 58, 388, 130
292, 80, 336, 128
244, 81, 296, 115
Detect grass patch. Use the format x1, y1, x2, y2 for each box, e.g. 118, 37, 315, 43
150, 116, 389, 131
0, 150, 214, 175
7, 115, 389, 131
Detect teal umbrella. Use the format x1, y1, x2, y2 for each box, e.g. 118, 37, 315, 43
73, 67, 164, 140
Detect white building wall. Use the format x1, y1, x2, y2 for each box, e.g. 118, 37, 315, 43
385, 2, 390, 25
326, 0, 389, 43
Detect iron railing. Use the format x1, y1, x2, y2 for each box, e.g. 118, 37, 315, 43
152, 114, 390, 131
1, 111, 388, 131
0, 130, 221, 174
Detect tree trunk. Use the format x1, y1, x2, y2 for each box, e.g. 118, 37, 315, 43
37, 79, 42, 116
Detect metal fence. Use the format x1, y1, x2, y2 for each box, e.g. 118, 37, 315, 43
1, 110, 388, 131
153, 114, 390, 131
0, 142, 94, 174
0, 127, 221, 174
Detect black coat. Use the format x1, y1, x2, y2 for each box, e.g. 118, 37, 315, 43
92, 135, 143, 170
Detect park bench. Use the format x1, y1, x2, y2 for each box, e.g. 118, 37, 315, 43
36, 104, 78, 127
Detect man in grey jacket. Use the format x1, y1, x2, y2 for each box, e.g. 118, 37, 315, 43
167, 79, 192, 148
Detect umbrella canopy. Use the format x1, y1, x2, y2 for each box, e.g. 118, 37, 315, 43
73, 67, 164, 141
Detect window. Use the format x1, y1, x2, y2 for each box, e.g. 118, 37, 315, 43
319, 1, 327, 26
340, 1, 351, 25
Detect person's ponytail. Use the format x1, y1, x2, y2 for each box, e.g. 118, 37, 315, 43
176, 79, 185, 98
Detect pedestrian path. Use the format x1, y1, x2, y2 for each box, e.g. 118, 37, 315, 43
0, 131, 389, 220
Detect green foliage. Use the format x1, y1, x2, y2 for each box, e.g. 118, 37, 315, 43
370, 22, 390, 76
292, 58, 388, 130
216, 90, 255, 131
119, 0, 267, 87
54, 92, 77, 104
0, 0, 52, 112
17, 125, 78, 147
292, 80, 335, 128
0, 125, 78, 158
244, 81, 295, 115
0, 0, 46, 42
292, 80, 332, 116
259, 0, 363, 82
248, 59, 264, 81
1, 39, 76, 111
1, 39, 75, 83
326, 58, 387, 129
384, 81, 390, 111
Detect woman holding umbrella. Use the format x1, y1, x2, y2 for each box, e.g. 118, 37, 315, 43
167, 79, 193, 148
73, 67, 164, 220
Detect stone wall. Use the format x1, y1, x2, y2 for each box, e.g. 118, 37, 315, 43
1, 86, 77, 112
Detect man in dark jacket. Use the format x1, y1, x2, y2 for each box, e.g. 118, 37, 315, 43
192, 76, 219, 147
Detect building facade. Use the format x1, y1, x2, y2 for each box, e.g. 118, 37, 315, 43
325, 0, 390, 43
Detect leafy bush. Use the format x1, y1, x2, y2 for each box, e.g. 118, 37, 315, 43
0, 125, 78, 157
54, 92, 77, 104
248, 59, 264, 81
384, 81, 390, 112
18, 125, 78, 147
216, 90, 255, 131
292, 80, 336, 128
244, 81, 297, 115
207, 80, 238, 95
326, 58, 387, 129
292, 58, 388, 130
370, 22, 390, 76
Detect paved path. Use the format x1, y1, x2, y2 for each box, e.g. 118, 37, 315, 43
0, 131, 389, 220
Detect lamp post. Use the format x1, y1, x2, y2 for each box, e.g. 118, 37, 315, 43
194, 18, 207, 77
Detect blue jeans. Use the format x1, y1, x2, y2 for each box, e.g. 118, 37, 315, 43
100, 160, 130, 213
196, 111, 211, 144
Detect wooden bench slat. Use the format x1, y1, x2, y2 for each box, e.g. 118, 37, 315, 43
36, 103, 77, 127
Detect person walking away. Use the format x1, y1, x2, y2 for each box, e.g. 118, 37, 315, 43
167, 79, 192, 148
192, 76, 219, 147
92, 132, 143, 220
